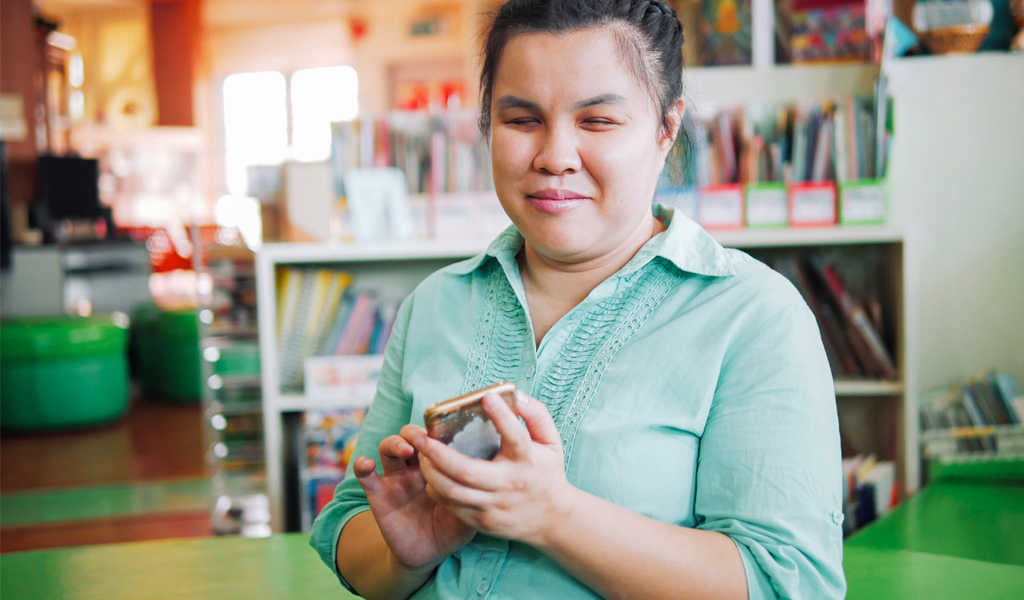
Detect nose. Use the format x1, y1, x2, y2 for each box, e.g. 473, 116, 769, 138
533, 123, 581, 175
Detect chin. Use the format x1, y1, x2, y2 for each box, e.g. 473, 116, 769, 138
520, 226, 592, 259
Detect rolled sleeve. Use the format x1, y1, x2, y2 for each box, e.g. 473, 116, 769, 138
309, 296, 415, 591
695, 301, 846, 599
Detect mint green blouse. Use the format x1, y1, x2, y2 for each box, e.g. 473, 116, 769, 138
310, 205, 846, 599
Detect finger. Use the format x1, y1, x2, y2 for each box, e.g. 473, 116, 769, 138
378, 435, 415, 476
352, 456, 383, 495
481, 392, 530, 459
413, 434, 505, 492
399, 423, 428, 441
515, 391, 562, 447
420, 454, 495, 509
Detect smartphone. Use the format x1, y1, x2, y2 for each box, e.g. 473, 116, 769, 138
423, 381, 518, 460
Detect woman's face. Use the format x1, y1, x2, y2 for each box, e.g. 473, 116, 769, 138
489, 27, 679, 264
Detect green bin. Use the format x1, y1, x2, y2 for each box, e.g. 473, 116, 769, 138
129, 302, 162, 394
1, 316, 130, 430
156, 309, 202, 402
213, 341, 261, 377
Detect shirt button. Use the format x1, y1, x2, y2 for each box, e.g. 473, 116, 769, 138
524, 365, 535, 378
476, 579, 490, 595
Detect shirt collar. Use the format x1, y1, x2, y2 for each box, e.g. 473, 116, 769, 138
446, 204, 735, 278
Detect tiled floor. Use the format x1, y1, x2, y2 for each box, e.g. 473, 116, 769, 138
0, 393, 213, 553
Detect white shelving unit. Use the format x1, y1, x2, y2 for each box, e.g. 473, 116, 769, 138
256, 226, 915, 532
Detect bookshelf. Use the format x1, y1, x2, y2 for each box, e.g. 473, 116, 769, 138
255, 226, 915, 532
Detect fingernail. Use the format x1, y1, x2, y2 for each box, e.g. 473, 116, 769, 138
412, 435, 425, 450
516, 391, 529, 406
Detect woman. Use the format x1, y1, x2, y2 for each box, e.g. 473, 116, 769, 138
311, 1, 846, 598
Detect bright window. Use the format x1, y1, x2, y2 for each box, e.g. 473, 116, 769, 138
291, 66, 359, 162
222, 67, 358, 196
223, 71, 288, 196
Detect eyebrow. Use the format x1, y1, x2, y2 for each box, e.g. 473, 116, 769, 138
495, 93, 627, 112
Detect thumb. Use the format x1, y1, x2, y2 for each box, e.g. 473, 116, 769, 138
516, 392, 561, 448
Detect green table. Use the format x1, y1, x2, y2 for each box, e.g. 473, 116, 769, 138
0, 534, 356, 600
4, 481, 1023, 599
846, 480, 1024, 566
845, 546, 1024, 599
845, 479, 1024, 599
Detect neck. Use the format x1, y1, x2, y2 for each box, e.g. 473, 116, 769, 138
518, 215, 667, 309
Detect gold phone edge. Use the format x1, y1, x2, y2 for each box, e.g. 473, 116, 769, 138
423, 381, 517, 422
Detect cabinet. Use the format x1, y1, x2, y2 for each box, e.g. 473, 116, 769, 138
255, 226, 914, 532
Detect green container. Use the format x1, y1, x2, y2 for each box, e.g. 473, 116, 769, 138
214, 341, 261, 377
130, 303, 162, 394
156, 309, 202, 402
1, 316, 129, 431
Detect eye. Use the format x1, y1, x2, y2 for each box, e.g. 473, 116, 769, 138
582, 118, 617, 130
504, 118, 540, 128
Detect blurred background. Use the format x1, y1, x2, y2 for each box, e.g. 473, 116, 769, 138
1, 0, 1022, 557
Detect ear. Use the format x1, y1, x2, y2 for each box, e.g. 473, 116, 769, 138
658, 99, 686, 154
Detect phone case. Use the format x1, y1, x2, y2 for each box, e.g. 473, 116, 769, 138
423, 381, 518, 460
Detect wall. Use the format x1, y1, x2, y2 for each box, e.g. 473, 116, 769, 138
150, 0, 201, 126
48, 4, 158, 128
887, 54, 1024, 392
0, 0, 42, 207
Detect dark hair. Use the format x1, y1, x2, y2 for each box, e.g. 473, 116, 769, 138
478, 0, 685, 136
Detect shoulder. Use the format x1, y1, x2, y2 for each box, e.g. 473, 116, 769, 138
679, 248, 807, 324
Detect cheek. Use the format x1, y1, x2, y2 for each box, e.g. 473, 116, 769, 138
490, 131, 532, 180
582, 133, 661, 195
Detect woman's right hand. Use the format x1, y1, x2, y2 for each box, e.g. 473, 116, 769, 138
352, 424, 476, 574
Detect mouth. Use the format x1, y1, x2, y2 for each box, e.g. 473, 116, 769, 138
526, 189, 590, 214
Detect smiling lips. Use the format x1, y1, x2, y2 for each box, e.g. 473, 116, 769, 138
526, 189, 590, 214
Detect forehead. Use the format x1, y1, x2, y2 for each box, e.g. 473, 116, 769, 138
493, 27, 651, 106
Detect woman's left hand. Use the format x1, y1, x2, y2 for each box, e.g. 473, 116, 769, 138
404, 391, 577, 548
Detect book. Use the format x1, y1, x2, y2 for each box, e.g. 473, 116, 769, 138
861, 460, 896, 519
276, 267, 304, 343
812, 258, 898, 380
307, 271, 353, 358
965, 376, 1003, 426
321, 291, 356, 357
960, 383, 991, 427
992, 372, 1024, 425
972, 371, 1012, 426
334, 292, 379, 355
299, 409, 366, 531
294, 269, 337, 373
279, 269, 320, 389
960, 384, 997, 451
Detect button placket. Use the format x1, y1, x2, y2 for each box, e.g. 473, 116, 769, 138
475, 579, 490, 595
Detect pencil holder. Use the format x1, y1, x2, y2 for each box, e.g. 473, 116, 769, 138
745, 183, 788, 228
698, 184, 745, 230
788, 181, 838, 227
839, 179, 888, 225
